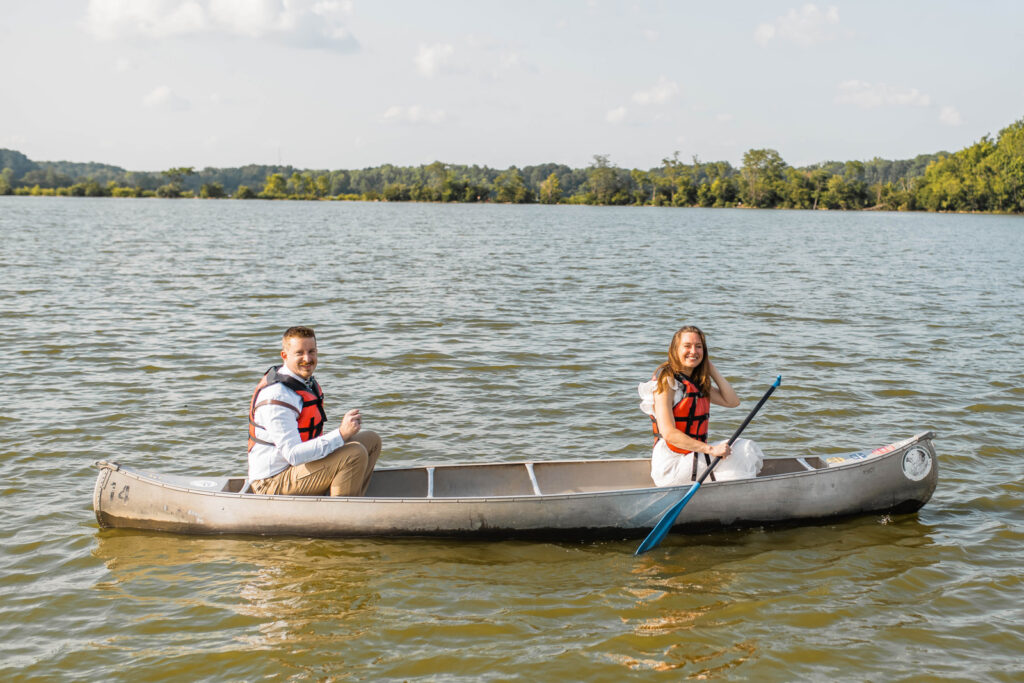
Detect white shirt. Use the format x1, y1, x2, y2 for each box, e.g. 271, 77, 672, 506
247, 365, 345, 482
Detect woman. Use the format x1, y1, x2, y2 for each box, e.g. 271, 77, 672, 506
638, 325, 745, 486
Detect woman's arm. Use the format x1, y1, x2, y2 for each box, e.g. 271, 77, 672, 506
653, 385, 730, 457
708, 360, 740, 408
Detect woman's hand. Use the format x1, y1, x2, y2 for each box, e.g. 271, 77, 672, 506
708, 361, 741, 408
707, 441, 731, 458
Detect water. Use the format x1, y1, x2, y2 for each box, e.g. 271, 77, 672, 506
1, 197, 1022, 680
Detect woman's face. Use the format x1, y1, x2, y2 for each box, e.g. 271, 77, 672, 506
675, 331, 704, 373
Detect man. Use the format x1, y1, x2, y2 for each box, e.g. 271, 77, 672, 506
247, 326, 382, 496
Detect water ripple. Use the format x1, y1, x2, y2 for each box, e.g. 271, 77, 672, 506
1, 199, 1022, 680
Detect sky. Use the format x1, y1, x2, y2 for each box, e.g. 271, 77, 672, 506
2, 0, 1023, 173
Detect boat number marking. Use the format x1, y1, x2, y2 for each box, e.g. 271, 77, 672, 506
109, 482, 130, 503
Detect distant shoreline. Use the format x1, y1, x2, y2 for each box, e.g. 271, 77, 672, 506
4, 192, 1019, 216
2, 116, 1022, 213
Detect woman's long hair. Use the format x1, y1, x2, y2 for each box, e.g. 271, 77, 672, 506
654, 326, 711, 396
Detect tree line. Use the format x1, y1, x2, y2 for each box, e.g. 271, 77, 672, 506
1, 117, 1021, 213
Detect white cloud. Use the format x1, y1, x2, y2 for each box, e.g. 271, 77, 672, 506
606, 106, 627, 124
143, 85, 190, 111
755, 4, 840, 47
632, 77, 680, 105
85, 0, 358, 52
754, 23, 775, 45
383, 105, 447, 125
87, 0, 208, 39
716, 113, 736, 122
939, 106, 963, 126
415, 43, 455, 77
834, 80, 931, 109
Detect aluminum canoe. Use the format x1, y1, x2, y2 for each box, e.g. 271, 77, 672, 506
92, 432, 937, 538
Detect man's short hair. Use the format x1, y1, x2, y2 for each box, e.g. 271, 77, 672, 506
282, 326, 316, 344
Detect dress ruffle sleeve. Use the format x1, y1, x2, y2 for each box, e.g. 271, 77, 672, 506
638, 376, 677, 417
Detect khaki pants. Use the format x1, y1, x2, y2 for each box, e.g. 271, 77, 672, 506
252, 431, 382, 497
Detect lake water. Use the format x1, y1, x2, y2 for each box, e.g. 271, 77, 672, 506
1, 197, 1021, 680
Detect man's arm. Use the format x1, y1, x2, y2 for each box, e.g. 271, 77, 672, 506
256, 384, 344, 466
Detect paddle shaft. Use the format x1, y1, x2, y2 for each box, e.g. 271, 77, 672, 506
698, 374, 783, 483
634, 375, 781, 555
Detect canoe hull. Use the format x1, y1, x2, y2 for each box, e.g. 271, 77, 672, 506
93, 432, 938, 538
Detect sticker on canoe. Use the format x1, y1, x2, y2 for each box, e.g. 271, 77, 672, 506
826, 435, 919, 467
190, 479, 219, 489
871, 435, 918, 455
826, 451, 871, 466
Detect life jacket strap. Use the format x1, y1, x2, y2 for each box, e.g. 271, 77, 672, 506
253, 398, 300, 414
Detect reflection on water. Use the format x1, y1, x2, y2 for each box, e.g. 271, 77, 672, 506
618, 518, 942, 676
93, 532, 381, 667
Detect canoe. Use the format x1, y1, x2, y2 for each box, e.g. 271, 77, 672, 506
92, 432, 937, 538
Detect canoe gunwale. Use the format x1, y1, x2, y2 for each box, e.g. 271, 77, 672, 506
94, 430, 936, 504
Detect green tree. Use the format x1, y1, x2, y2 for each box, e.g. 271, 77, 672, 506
383, 182, 412, 201
287, 171, 314, 197
986, 118, 1024, 212
539, 172, 562, 204
235, 185, 256, 199
709, 176, 738, 207
740, 149, 786, 208
696, 181, 713, 207
262, 173, 287, 198
659, 152, 683, 205
200, 182, 226, 198
630, 169, 652, 205
20, 168, 72, 189
314, 173, 331, 198
0, 168, 13, 195
586, 154, 627, 204
159, 166, 194, 197
779, 168, 814, 209
423, 161, 449, 201
495, 167, 533, 203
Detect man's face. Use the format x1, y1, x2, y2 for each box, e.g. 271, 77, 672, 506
281, 335, 318, 379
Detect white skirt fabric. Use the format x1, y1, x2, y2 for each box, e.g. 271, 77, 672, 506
639, 378, 764, 486
650, 437, 764, 486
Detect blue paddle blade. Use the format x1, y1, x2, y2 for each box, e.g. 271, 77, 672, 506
634, 481, 702, 555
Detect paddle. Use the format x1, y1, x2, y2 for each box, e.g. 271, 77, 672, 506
634, 375, 782, 556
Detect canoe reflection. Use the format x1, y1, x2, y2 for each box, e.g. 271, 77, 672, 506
92, 531, 381, 649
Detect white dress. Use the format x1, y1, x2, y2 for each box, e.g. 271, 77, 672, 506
638, 377, 763, 486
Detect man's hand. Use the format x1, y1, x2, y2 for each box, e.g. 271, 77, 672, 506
339, 409, 362, 440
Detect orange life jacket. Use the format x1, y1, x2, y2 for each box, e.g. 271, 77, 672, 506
651, 372, 710, 454
248, 365, 327, 452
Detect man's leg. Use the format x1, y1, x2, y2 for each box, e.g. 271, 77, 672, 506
254, 446, 365, 496
252, 431, 381, 497
325, 440, 371, 496
345, 430, 382, 495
